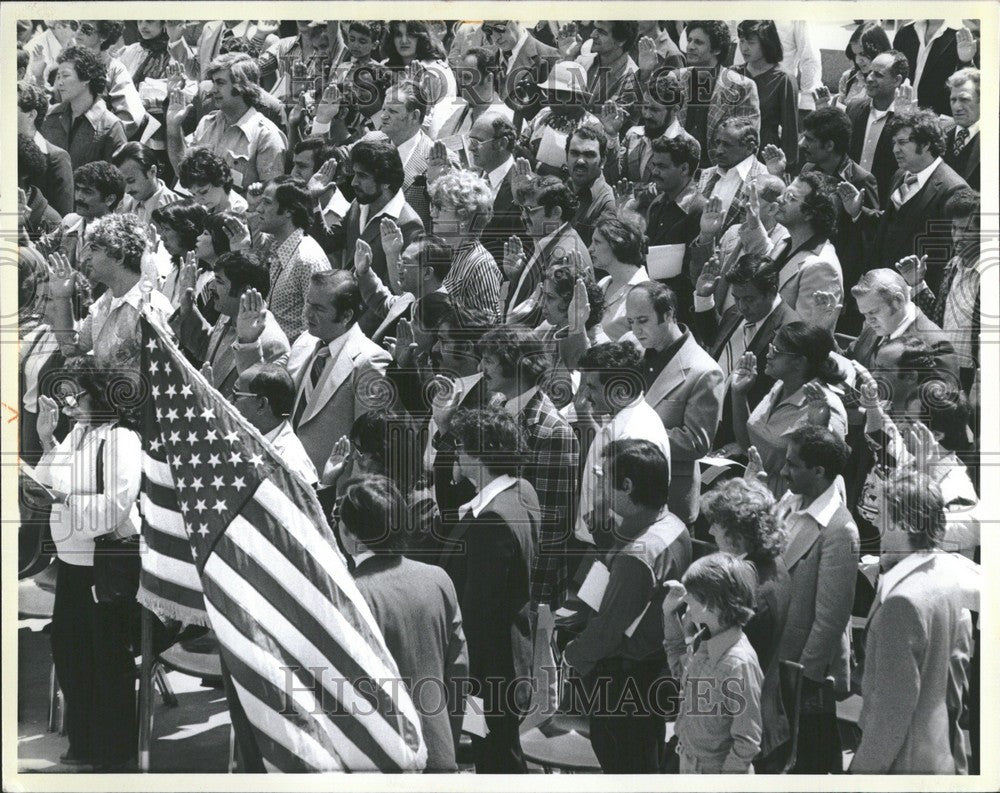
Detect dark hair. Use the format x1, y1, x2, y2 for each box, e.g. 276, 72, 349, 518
651, 134, 702, 175
478, 324, 551, 385
111, 141, 158, 173
215, 250, 271, 298
486, 114, 518, 151
310, 270, 363, 325
802, 106, 852, 157
412, 291, 453, 334
18, 133, 46, 187
409, 232, 453, 282
604, 21, 640, 51
565, 122, 609, 160
604, 438, 670, 508
74, 161, 125, 206
774, 321, 842, 384
271, 176, 313, 229
685, 21, 732, 57
795, 170, 838, 238
294, 136, 339, 174
533, 176, 578, 223
594, 215, 644, 266
715, 116, 760, 152
449, 407, 524, 476
340, 474, 404, 552
884, 49, 910, 84
151, 201, 209, 252
788, 424, 849, 480
944, 187, 980, 219
91, 21, 124, 51
56, 46, 108, 97
545, 264, 606, 330
178, 147, 234, 191
17, 47, 30, 74
384, 21, 446, 66
463, 46, 499, 82
577, 342, 645, 405
628, 281, 677, 323
845, 21, 891, 63
725, 253, 779, 293
348, 21, 386, 43
917, 389, 972, 453
682, 553, 758, 629
389, 79, 431, 123
883, 470, 945, 551
17, 81, 49, 126
701, 479, 785, 559
888, 110, 946, 159
737, 20, 783, 64
436, 303, 497, 354
350, 139, 405, 194
62, 355, 130, 424
202, 211, 236, 256
246, 363, 296, 419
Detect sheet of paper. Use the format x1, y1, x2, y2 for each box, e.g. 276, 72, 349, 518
646, 244, 686, 280
19, 460, 57, 503
535, 125, 567, 168
461, 695, 489, 738
624, 603, 651, 638
576, 560, 610, 613
698, 456, 740, 468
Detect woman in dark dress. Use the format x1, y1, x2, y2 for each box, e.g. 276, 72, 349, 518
702, 476, 792, 768
736, 20, 799, 172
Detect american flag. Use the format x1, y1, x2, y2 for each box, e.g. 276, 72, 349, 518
135, 312, 427, 771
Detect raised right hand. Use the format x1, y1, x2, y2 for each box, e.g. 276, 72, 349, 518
761, 144, 786, 176
836, 181, 863, 217
699, 196, 725, 239
44, 252, 77, 299
731, 350, 758, 393
380, 218, 404, 262
235, 288, 268, 343
503, 235, 526, 280
695, 254, 724, 297
354, 239, 373, 276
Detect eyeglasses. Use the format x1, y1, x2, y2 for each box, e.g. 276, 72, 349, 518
56, 389, 87, 408
521, 204, 546, 216
78, 24, 97, 35
767, 343, 801, 357
231, 389, 258, 399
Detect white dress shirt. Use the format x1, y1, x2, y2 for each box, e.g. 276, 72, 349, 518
458, 474, 517, 520
891, 157, 943, 208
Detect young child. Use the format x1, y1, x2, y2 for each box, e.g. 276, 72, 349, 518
662, 553, 764, 773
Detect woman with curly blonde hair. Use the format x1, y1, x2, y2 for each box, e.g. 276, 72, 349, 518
701, 476, 792, 766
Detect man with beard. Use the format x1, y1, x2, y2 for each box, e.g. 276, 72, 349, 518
566, 124, 617, 248
613, 72, 686, 185
336, 139, 424, 285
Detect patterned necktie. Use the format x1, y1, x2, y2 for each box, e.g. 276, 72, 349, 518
701, 168, 723, 198
899, 171, 919, 200
291, 343, 331, 428
953, 127, 969, 157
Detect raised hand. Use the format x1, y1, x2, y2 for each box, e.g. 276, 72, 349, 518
314, 82, 341, 125
599, 101, 627, 136
178, 252, 199, 315
731, 350, 758, 393
803, 381, 831, 426
851, 360, 883, 412
894, 254, 928, 288
661, 580, 687, 616
426, 140, 453, 185
165, 86, 191, 129
165, 21, 197, 43
568, 276, 591, 336
699, 196, 725, 241
235, 288, 268, 343
637, 35, 659, 73
956, 26, 978, 63
394, 318, 417, 366
836, 181, 863, 217
146, 221, 162, 253
557, 22, 582, 59
307, 157, 338, 198
613, 177, 635, 208
761, 143, 786, 176
903, 419, 944, 468
810, 289, 843, 328
165, 61, 185, 94
812, 85, 832, 109
322, 435, 352, 487
744, 445, 767, 483
430, 374, 465, 433
222, 214, 252, 252
36, 395, 61, 447
511, 157, 535, 199
635, 182, 660, 209
502, 235, 526, 280
354, 238, 373, 276
695, 253, 724, 297
895, 82, 917, 115
380, 217, 404, 262
44, 252, 77, 299
200, 362, 214, 383
288, 93, 310, 131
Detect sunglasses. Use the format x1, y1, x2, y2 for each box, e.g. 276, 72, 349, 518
56, 389, 87, 408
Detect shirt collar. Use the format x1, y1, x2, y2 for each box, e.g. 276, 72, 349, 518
84, 98, 111, 126
719, 153, 757, 180
487, 156, 515, 191
744, 294, 782, 330
33, 130, 50, 154
879, 551, 935, 603
321, 187, 352, 218
703, 625, 743, 664
396, 130, 423, 166
359, 189, 406, 230
674, 180, 699, 212
909, 155, 943, 184
219, 106, 259, 136
504, 386, 538, 417
663, 118, 683, 139
915, 19, 962, 45
789, 479, 842, 528
888, 302, 918, 340
264, 421, 289, 443
960, 121, 980, 138
871, 100, 895, 120
106, 277, 147, 312
458, 474, 517, 519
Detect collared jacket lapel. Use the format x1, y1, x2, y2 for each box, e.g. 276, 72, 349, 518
299, 324, 363, 426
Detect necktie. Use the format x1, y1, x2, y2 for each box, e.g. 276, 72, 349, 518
899, 171, 919, 201
291, 343, 331, 428
953, 127, 969, 157
701, 168, 723, 198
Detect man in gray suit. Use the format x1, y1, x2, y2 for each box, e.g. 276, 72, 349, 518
851, 470, 979, 773
774, 425, 859, 773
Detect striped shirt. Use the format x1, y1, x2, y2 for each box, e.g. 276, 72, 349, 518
442, 239, 502, 320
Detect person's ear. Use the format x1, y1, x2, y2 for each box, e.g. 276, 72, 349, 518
148, 164, 158, 181
621, 476, 634, 497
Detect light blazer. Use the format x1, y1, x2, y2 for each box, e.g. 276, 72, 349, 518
675, 66, 761, 156
777, 496, 859, 695
169, 20, 260, 81
644, 332, 725, 524
851, 552, 978, 773
696, 155, 768, 234
286, 323, 392, 471
767, 237, 843, 331
500, 34, 560, 103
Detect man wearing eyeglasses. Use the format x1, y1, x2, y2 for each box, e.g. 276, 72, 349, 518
435, 48, 513, 139
485, 21, 559, 105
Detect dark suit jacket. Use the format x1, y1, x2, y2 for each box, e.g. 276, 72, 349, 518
352, 554, 468, 772
692, 299, 799, 446
893, 24, 976, 116
572, 177, 617, 248
856, 161, 970, 293
845, 304, 959, 380
943, 124, 979, 191
480, 166, 531, 266
337, 200, 424, 284
40, 141, 74, 217
439, 479, 538, 714
846, 98, 897, 206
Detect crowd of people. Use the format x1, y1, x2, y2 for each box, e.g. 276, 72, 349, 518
16, 17, 983, 775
